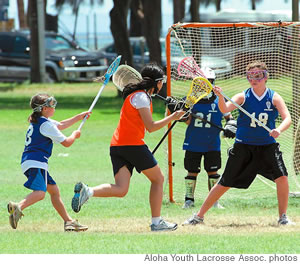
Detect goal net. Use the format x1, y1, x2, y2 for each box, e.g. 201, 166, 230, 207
161, 22, 300, 204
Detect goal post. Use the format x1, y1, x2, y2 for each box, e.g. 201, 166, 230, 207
163, 22, 300, 203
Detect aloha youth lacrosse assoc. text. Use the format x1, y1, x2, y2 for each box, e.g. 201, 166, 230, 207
144, 254, 298, 262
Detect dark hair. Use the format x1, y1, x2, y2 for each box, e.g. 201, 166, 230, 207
28, 93, 51, 123
122, 63, 164, 100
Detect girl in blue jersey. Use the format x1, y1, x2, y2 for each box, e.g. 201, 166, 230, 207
8, 93, 91, 231
184, 61, 294, 226
182, 67, 235, 209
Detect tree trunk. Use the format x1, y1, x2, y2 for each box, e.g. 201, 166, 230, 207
17, 0, 27, 29
129, 0, 143, 37
110, 0, 133, 66
215, 0, 221, 12
190, 0, 200, 22
173, 0, 185, 24
28, 0, 41, 83
142, 0, 162, 66
251, 0, 256, 10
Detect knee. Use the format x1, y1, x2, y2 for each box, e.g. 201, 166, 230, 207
116, 188, 128, 198
36, 191, 46, 201
152, 173, 164, 185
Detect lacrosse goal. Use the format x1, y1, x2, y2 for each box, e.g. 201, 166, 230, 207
161, 22, 300, 203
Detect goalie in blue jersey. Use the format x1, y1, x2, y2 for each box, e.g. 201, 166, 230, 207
180, 67, 236, 209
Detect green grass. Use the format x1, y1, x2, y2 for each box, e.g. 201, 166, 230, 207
0, 82, 300, 254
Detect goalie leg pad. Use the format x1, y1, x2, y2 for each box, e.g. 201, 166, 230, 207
208, 174, 220, 191
184, 175, 197, 201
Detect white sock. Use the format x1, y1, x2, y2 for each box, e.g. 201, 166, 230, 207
152, 216, 161, 225
87, 187, 94, 197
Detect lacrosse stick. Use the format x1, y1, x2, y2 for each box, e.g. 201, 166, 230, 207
152, 76, 213, 154
78, 55, 122, 130
177, 56, 272, 133
154, 94, 227, 133
112, 64, 142, 91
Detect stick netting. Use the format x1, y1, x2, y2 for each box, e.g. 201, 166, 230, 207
161, 22, 300, 203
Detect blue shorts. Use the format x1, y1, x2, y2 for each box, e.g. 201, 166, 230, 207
24, 168, 56, 192
110, 145, 157, 175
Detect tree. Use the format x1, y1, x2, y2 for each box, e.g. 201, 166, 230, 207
110, 0, 133, 66
55, 0, 104, 40
129, 0, 144, 37
173, 0, 185, 23
142, 0, 162, 65
17, 0, 27, 29
250, 0, 263, 10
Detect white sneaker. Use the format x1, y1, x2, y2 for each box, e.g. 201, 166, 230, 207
182, 214, 204, 226
278, 214, 295, 226
182, 200, 195, 209
7, 201, 24, 229
72, 182, 89, 213
150, 219, 177, 231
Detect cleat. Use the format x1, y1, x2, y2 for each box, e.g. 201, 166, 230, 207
182, 200, 195, 209
278, 214, 295, 226
7, 201, 24, 229
150, 219, 177, 232
182, 214, 204, 226
72, 182, 89, 213
64, 219, 88, 232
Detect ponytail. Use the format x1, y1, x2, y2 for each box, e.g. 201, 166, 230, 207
122, 63, 164, 100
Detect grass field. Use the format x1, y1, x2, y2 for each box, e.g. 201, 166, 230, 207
0, 82, 300, 255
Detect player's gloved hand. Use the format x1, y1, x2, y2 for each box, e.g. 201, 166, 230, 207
223, 119, 237, 138
166, 96, 185, 113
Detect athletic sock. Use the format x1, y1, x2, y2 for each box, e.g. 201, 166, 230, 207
151, 216, 162, 225
185, 175, 197, 201
87, 187, 94, 197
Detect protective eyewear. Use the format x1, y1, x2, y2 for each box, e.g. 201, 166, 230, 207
155, 75, 167, 83
246, 70, 268, 81
33, 97, 57, 112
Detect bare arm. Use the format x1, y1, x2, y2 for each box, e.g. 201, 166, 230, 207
213, 86, 244, 113
60, 130, 81, 147
57, 111, 91, 130
270, 93, 291, 138
138, 107, 186, 133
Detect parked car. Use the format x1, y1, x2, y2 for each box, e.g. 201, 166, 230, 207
97, 37, 232, 79
0, 31, 108, 83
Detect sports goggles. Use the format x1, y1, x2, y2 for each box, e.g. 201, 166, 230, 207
155, 75, 167, 83
246, 70, 268, 81
33, 97, 57, 112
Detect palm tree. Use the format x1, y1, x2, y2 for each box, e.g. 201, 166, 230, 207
55, 0, 104, 41
250, 0, 263, 10
17, 0, 27, 29
173, 0, 185, 23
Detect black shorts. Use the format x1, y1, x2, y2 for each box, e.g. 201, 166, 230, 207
184, 150, 221, 173
219, 142, 288, 189
110, 145, 157, 176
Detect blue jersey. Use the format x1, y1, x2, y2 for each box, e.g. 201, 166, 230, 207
21, 117, 54, 172
236, 87, 278, 145
183, 97, 224, 152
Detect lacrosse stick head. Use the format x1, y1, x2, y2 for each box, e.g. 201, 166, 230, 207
103, 55, 122, 84
185, 76, 213, 109
112, 65, 142, 91
177, 57, 206, 78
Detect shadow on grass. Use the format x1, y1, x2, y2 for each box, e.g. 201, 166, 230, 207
0, 94, 167, 113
